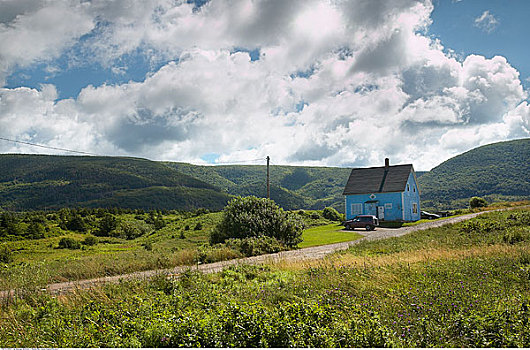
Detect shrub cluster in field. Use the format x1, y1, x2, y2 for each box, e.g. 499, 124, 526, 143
0, 208, 173, 243
210, 196, 304, 248
321, 207, 342, 221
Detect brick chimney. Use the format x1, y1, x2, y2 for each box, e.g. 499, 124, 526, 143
385, 158, 390, 169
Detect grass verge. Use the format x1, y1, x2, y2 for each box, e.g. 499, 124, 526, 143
299, 223, 363, 248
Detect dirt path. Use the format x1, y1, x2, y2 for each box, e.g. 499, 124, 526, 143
0, 207, 524, 299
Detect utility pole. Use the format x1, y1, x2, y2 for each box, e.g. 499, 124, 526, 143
266, 156, 270, 199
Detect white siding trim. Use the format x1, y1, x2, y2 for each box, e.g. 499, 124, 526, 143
401, 192, 405, 220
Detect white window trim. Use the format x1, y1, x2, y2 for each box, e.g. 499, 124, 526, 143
351, 203, 363, 216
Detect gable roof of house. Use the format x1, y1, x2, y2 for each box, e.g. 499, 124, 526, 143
342, 164, 415, 195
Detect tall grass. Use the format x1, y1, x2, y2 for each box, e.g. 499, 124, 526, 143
0, 209, 529, 347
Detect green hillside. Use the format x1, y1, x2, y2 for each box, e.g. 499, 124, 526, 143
164, 162, 352, 211
0, 155, 231, 211
0, 138, 527, 212
418, 138, 530, 209
167, 139, 529, 212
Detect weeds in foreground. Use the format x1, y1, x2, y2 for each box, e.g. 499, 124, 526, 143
0, 209, 529, 347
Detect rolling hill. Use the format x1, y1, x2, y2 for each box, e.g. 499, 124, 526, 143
163, 162, 352, 211
0, 138, 527, 212
0, 155, 231, 211
418, 138, 530, 209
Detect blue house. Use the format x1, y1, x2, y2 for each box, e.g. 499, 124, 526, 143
343, 159, 420, 222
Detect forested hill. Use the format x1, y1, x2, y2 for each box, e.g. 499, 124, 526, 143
0, 138, 527, 211
0, 155, 231, 211
163, 163, 352, 211
418, 138, 530, 209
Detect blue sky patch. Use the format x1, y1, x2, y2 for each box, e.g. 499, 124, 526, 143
200, 153, 220, 164
430, 0, 530, 89
231, 47, 261, 61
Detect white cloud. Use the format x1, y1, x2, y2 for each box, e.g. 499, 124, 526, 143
0, 0, 95, 84
0, 0, 528, 171
474, 10, 499, 33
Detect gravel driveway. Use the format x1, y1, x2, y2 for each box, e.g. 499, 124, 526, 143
0, 208, 523, 298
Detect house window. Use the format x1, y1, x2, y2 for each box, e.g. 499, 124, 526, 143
413, 186, 416, 192
384, 203, 392, 209
412, 203, 418, 214
351, 203, 362, 216
407, 184, 410, 191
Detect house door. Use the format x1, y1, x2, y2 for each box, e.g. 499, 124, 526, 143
377, 206, 385, 220
364, 202, 377, 216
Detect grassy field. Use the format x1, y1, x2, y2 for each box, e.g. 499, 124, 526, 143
299, 223, 362, 248
0, 211, 222, 290
0, 207, 528, 347
0, 209, 341, 290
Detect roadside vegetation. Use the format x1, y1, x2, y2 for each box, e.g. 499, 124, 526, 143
0, 208, 528, 347
0, 203, 346, 290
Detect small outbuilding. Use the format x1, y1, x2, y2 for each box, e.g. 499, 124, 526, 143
343, 158, 420, 222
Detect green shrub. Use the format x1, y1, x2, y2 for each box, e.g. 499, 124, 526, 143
0, 245, 13, 263
66, 214, 87, 232
58, 237, 81, 249
95, 213, 118, 236
322, 207, 341, 221
194, 222, 203, 231
26, 222, 45, 239
0, 212, 23, 236
210, 196, 304, 247
310, 212, 321, 219
146, 211, 166, 230
198, 246, 242, 264
460, 219, 503, 234
116, 221, 151, 240
469, 196, 488, 209
82, 235, 98, 246
225, 236, 286, 257
502, 227, 528, 244
153, 218, 166, 230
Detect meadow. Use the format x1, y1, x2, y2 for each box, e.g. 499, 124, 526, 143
0, 207, 529, 347
0, 208, 344, 290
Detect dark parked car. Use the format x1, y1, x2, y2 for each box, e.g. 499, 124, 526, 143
343, 215, 379, 231
421, 211, 441, 220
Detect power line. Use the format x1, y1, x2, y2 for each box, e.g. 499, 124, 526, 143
0, 136, 270, 166
212, 157, 267, 165
0, 136, 99, 156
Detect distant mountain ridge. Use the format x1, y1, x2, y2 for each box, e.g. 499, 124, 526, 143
0, 138, 527, 211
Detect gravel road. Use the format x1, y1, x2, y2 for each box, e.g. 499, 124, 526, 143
0, 207, 523, 299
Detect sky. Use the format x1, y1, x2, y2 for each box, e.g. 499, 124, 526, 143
0, 0, 529, 171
